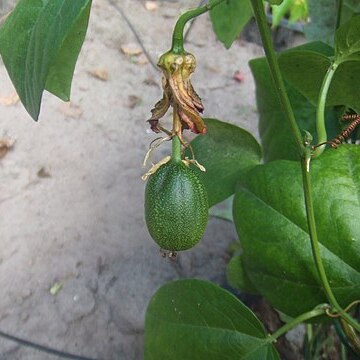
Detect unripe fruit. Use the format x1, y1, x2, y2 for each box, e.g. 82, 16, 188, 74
145, 160, 208, 251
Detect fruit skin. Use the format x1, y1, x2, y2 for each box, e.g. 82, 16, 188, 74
145, 160, 208, 251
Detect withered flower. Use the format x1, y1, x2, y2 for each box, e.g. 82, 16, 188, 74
148, 51, 206, 139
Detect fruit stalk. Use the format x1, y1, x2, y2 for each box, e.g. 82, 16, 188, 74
172, 135, 182, 163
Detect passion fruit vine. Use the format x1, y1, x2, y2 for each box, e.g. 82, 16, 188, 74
144, 159, 208, 252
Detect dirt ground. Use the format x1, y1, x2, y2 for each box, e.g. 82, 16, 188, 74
0, 1, 264, 359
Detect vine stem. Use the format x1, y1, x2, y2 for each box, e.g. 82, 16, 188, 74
268, 307, 326, 342
250, 0, 360, 332
250, 0, 304, 156
301, 154, 360, 332
171, 0, 226, 54
313, 62, 339, 157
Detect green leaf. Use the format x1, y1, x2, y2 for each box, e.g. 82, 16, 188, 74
209, 0, 253, 49
271, 0, 293, 28
288, 0, 308, 24
335, 16, 360, 62
250, 51, 339, 162
145, 279, 279, 360
188, 118, 262, 207
233, 145, 360, 317
0, 0, 92, 120
345, 0, 360, 13
279, 48, 360, 113
304, 0, 337, 45
45, 2, 92, 101
266, 0, 284, 4
227, 255, 258, 293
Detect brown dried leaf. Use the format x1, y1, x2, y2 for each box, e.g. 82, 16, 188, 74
88, 68, 109, 81
0, 137, 15, 159
120, 43, 143, 56
0, 91, 19, 106
59, 102, 83, 119
145, 1, 158, 11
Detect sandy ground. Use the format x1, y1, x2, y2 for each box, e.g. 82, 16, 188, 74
0, 1, 263, 359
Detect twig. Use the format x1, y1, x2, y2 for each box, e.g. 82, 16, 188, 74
0, 329, 100, 360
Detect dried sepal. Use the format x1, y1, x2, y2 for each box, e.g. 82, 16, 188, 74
142, 156, 171, 181
147, 50, 206, 136
182, 157, 206, 172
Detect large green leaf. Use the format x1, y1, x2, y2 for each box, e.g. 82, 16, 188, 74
145, 279, 280, 359
304, 0, 337, 45
345, 0, 360, 13
279, 50, 360, 113
209, 0, 253, 49
233, 145, 360, 317
188, 118, 262, 207
0, 0, 92, 120
335, 16, 360, 62
250, 52, 339, 162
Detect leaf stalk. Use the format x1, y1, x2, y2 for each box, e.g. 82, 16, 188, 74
269, 306, 327, 342
313, 61, 339, 157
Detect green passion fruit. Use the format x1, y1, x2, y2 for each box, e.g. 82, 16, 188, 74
144, 160, 208, 252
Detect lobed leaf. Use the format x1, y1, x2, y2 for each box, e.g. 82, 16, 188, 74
233, 145, 360, 317
279, 48, 360, 114
250, 47, 339, 162
145, 279, 279, 359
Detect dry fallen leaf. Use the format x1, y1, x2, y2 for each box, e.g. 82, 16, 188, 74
0, 91, 19, 106
0, 137, 15, 159
120, 43, 143, 56
37, 167, 51, 178
59, 102, 83, 119
145, 1, 158, 11
128, 95, 142, 109
88, 68, 109, 81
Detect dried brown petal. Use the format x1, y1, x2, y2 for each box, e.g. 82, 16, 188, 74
188, 83, 204, 113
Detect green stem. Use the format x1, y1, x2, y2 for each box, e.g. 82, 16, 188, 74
301, 154, 360, 332
268, 307, 326, 342
250, 0, 304, 156
171, 0, 226, 54
172, 135, 182, 162
250, 0, 360, 333
336, 0, 343, 30
313, 62, 339, 157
